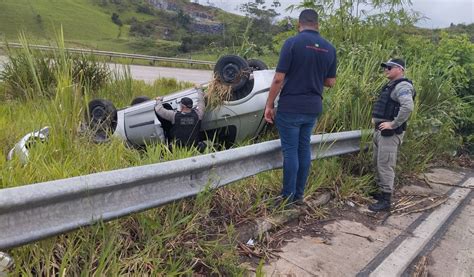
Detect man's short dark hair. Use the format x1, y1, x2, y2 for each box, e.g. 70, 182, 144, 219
180, 97, 193, 109
299, 9, 318, 25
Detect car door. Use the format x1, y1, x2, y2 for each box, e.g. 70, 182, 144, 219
201, 106, 241, 145
124, 101, 165, 146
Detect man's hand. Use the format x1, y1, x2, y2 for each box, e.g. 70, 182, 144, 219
264, 106, 275, 124
264, 72, 285, 124
155, 97, 164, 108
324, 78, 336, 88
378, 122, 394, 130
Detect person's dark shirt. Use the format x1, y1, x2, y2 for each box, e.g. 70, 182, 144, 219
276, 30, 337, 115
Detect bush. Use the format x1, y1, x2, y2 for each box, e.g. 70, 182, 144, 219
127, 38, 179, 56
129, 21, 154, 37
0, 48, 56, 99
72, 55, 110, 92
179, 34, 221, 53
136, 4, 155, 15
0, 45, 110, 100
111, 13, 123, 26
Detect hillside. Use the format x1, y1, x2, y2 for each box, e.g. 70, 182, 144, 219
0, 0, 125, 43
0, 0, 240, 55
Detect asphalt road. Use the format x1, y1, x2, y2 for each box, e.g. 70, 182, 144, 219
428, 194, 473, 276
108, 63, 213, 84
0, 55, 213, 84
0, 56, 7, 71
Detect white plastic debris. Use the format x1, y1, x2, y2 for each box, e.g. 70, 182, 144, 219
0, 252, 14, 276
246, 238, 255, 246
6, 126, 50, 163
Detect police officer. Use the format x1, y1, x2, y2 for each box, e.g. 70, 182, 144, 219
370, 58, 415, 212
154, 89, 205, 148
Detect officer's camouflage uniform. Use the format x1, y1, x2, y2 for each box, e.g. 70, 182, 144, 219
372, 80, 414, 193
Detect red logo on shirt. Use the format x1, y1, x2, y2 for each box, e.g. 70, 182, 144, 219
306, 45, 329, 52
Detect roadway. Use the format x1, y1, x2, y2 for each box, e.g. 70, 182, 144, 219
0, 55, 213, 84
0, 56, 7, 71
108, 63, 213, 84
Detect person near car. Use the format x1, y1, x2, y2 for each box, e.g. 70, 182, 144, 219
369, 58, 415, 212
264, 9, 337, 205
154, 89, 205, 148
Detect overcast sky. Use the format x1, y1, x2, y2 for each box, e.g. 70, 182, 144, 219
203, 0, 473, 28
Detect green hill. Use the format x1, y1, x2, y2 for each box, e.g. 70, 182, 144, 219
0, 0, 223, 54
0, 0, 129, 45
0, 0, 272, 58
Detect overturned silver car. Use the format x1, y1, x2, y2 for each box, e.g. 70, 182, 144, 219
86, 56, 275, 147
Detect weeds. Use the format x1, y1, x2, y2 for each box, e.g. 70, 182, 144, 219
205, 73, 233, 108
0, 32, 111, 101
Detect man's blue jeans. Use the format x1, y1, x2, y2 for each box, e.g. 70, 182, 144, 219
275, 111, 318, 201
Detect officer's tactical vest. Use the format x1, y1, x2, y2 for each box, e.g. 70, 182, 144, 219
372, 78, 414, 132
170, 110, 200, 147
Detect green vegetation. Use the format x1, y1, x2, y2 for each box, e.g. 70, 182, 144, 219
0, 0, 241, 56
0, 0, 128, 48
0, 0, 472, 275
1, 34, 110, 100
0, 0, 284, 58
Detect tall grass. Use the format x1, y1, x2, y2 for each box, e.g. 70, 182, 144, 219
318, 44, 388, 132
0, 32, 248, 275
1, 32, 110, 102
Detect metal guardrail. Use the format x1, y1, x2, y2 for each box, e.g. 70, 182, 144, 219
0, 130, 363, 250
0, 43, 215, 66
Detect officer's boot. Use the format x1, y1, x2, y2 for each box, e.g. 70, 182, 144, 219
369, 190, 383, 201
368, 192, 391, 212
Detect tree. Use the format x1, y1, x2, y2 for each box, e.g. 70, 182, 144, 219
137, 4, 155, 15
238, 1, 282, 54
240, 0, 280, 20
111, 13, 123, 26
282, 0, 420, 44
176, 9, 191, 29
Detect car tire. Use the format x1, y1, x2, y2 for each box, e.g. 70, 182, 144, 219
247, 59, 268, 72
131, 96, 150, 106
214, 55, 250, 90
87, 99, 117, 140
231, 78, 254, 101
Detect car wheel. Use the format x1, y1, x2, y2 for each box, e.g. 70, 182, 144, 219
247, 59, 268, 72
131, 96, 150, 106
214, 55, 250, 90
87, 99, 117, 140
231, 78, 254, 101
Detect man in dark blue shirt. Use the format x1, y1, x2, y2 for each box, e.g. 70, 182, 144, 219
265, 9, 337, 206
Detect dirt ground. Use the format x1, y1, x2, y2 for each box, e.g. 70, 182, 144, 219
237, 157, 472, 276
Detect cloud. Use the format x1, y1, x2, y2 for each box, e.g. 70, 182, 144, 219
411, 0, 474, 28
206, 0, 474, 29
